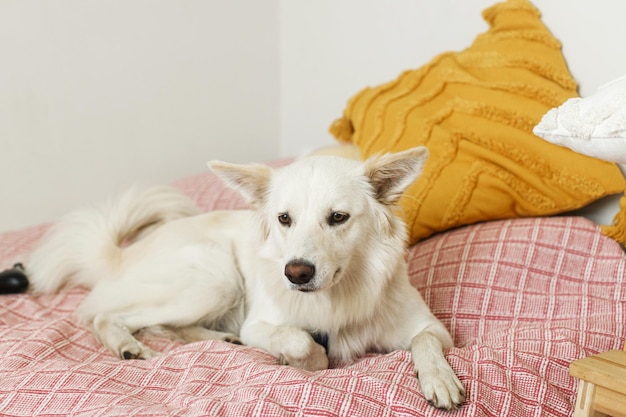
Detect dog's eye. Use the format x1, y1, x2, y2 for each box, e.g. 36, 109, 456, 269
278, 213, 292, 227
328, 212, 349, 226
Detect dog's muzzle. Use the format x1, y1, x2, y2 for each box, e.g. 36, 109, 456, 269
284, 259, 315, 285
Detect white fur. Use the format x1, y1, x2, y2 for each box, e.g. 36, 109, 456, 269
26, 147, 465, 409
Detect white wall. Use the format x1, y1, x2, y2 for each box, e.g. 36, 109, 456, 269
0, 0, 279, 232
279, 0, 626, 156
4, 1, 626, 232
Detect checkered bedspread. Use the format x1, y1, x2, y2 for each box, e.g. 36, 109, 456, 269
0, 167, 624, 416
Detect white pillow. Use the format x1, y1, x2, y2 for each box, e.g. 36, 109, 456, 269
533, 74, 626, 164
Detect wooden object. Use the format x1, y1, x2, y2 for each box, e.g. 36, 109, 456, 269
570, 349, 626, 417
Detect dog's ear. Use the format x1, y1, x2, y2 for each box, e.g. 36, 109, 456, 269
363, 146, 429, 205
207, 161, 272, 208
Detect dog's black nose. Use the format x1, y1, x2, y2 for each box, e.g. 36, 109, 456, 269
284, 260, 316, 285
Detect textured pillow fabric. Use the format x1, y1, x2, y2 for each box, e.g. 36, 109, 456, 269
533, 74, 626, 163
329, 0, 625, 245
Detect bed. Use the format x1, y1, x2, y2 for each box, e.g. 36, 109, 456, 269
0, 164, 624, 416
2, 0, 626, 415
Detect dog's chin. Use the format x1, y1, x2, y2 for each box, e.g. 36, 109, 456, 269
296, 287, 317, 293
287, 282, 321, 293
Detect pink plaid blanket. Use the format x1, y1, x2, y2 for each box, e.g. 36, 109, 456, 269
0, 166, 624, 416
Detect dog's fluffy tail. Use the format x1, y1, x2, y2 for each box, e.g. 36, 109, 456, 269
27, 186, 201, 295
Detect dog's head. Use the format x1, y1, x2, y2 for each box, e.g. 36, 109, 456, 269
208, 146, 428, 293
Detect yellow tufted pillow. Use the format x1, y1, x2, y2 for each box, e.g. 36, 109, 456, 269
329, 0, 625, 245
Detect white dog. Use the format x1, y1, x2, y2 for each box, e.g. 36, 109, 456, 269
27, 147, 465, 410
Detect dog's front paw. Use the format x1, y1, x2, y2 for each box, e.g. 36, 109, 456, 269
417, 366, 466, 410
279, 338, 329, 372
